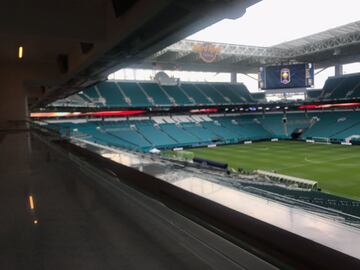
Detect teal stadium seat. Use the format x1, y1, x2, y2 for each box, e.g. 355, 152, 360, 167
161, 85, 193, 105
84, 86, 100, 100
118, 82, 151, 107
212, 84, 245, 103
202, 121, 238, 141
180, 84, 212, 105
77, 92, 92, 103
320, 73, 360, 100
181, 123, 219, 142
306, 90, 322, 100
224, 84, 255, 103
141, 83, 172, 106
195, 83, 230, 104
51, 110, 360, 152
107, 128, 152, 151
160, 124, 200, 145
67, 80, 257, 107
136, 123, 177, 148
96, 82, 128, 107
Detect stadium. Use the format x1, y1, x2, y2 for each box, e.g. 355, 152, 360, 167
42, 78, 360, 199
2, 0, 360, 269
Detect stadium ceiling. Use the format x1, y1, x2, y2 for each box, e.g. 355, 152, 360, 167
132, 21, 360, 73
27, 0, 261, 108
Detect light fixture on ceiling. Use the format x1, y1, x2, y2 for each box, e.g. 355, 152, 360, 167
28, 195, 35, 210
18, 46, 24, 59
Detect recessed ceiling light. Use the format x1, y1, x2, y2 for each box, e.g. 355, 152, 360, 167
18, 46, 23, 59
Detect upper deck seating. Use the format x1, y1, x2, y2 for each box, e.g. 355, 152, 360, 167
141, 82, 172, 106
118, 82, 151, 107
161, 85, 193, 105
96, 82, 128, 107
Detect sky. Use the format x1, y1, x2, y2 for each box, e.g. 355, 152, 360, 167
188, 0, 360, 47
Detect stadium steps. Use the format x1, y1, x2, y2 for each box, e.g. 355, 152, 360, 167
94, 85, 103, 99
320, 77, 346, 99
77, 92, 92, 103
159, 124, 200, 145
118, 82, 151, 107
137, 82, 156, 106
156, 126, 180, 144
301, 112, 352, 139
286, 116, 312, 135
85, 86, 101, 100
180, 84, 213, 105
258, 121, 278, 137
345, 81, 360, 99
214, 118, 247, 139
259, 114, 311, 138
96, 82, 129, 107
196, 83, 229, 104
202, 122, 237, 141
330, 120, 360, 139
321, 74, 360, 100
141, 83, 172, 106
238, 84, 257, 103
114, 82, 132, 105
213, 84, 245, 103
69, 94, 90, 105
249, 115, 282, 138
178, 85, 196, 104
191, 84, 215, 104
161, 85, 192, 105
207, 84, 232, 103
180, 125, 203, 141
239, 123, 271, 140
201, 126, 226, 141
331, 77, 359, 100
76, 90, 105, 107
136, 124, 177, 148
135, 129, 154, 146
182, 123, 219, 142
158, 126, 180, 143
158, 85, 177, 105
90, 129, 140, 150
107, 129, 152, 150
228, 84, 256, 103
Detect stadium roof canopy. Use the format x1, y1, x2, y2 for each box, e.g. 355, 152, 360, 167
27, 0, 261, 108
132, 21, 360, 73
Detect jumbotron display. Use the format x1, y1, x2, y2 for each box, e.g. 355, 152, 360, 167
259, 63, 314, 90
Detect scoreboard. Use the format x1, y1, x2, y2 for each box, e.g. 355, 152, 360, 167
259, 63, 314, 90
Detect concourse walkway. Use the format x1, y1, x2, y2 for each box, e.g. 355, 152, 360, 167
0, 131, 215, 270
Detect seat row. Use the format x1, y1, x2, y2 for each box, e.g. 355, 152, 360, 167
73, 81, 257, 108
48, 111, 360, 152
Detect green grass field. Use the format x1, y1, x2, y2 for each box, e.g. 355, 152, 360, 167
189, 141, 360, 200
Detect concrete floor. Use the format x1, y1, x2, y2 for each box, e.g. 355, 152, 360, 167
0, 131, 214, 270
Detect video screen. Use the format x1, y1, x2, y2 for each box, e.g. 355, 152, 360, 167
259, 63, 314, 90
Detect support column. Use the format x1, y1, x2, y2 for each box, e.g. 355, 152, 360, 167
335, 64, 343, 77
230, 72, 237, 83
0, 63, 57, 129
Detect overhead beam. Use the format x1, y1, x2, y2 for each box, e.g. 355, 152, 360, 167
160, 39, 290, 58
288, 31, 360, 58
33, 0, 262, 108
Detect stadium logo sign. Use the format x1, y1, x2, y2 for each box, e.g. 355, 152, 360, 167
280, 68, 291, 84
192, 43, 221, 63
